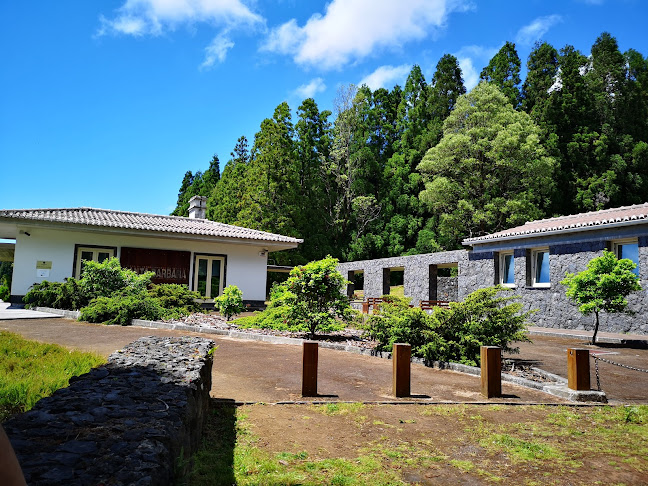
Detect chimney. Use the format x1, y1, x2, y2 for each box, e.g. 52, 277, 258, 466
188, 196, 207, 219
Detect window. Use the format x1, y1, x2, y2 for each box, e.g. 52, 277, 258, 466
498, 252, 515, 287
193, 255, 225, 299
612, 238, 640, 276
530, 248, 550, 287
74, 246, 116, 277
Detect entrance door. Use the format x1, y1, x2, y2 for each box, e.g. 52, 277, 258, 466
194, 256, 224, 298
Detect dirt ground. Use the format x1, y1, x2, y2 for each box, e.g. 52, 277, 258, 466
4, 317, 648, 485
199, 403, 648, 485
2, 318, 648, 404
0, 317, 563, 404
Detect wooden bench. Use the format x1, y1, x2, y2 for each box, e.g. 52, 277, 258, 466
419, 300, 450, 311
362, 297, 383, 314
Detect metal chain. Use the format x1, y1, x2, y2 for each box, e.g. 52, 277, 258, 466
591, 355, 648, 374
593, 356, 601, 391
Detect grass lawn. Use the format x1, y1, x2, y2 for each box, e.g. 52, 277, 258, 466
187, 403, 648, 485
0, 331, 105, 422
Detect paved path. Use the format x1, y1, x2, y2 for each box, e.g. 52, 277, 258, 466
0, 302, 58, 320
1, 317, 566, 405
506, 333, 648, 404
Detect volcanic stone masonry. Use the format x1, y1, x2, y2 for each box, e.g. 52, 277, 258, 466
339, 241, 648, 335
4, 336, 215, 486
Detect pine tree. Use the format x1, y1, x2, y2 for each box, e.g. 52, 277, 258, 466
207, 136, 250, 224
480, 41, 522, 108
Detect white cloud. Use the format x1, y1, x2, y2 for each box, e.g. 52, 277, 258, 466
261, 0, 473, 70
97, 0, 262, 67
454, 45, 499, 91
98, 0, 262, 37
359, 64, 411, 90
293, 78, 327, 99
515, 15, 562, 47
201, 33, 235, 69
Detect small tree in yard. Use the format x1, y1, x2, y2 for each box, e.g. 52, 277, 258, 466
214, 285, 245, 321
285, 256, 353, 339
562, 251, 642, 344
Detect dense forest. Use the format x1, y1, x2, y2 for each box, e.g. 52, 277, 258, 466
172, 33, 648, 265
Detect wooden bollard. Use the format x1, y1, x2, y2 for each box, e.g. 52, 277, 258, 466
302, 341, 318, 397
480, 346, 501, 398
392, 343, 411, 398
567, 348, 590, 391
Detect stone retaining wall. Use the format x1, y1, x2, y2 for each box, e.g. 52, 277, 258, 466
4, 336, 215, 485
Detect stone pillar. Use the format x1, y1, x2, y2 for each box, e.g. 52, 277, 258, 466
392, 343, 411, 398
363, 267, 383, 299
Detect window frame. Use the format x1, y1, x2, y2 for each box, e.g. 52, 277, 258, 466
611, 238, 640, 276
73, 244, 117, 278
530, 247, 551, 288
192, 253, 227, 299
498, 251, 515, 287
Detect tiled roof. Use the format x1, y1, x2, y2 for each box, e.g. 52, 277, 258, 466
464, 203, 648, 245
0, 207, 303, 245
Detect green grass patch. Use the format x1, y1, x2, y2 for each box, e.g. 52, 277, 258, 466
188, 404, 648, 485
0, 331, 105, 421
310, 402, 365, 417
483, 433, 559, 461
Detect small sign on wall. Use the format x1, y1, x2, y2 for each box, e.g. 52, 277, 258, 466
36, 261, 52, 278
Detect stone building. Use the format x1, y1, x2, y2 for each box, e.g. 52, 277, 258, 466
339, 203, 648, 335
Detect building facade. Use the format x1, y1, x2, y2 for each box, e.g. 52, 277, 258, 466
338, 203, 648, 335
0, 197, 301, 306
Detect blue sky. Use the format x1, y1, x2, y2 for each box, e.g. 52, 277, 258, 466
1, 0, 646, 217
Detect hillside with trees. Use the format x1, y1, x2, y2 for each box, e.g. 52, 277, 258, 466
172, 33, 648, 265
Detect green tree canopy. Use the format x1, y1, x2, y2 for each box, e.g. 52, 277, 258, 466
417, 82, 555, 248
480, 41, 522, 107
561, 250, 642, 344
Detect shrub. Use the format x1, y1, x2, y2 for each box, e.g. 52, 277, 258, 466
148, 283, 203, 315
79, 292, 170, 325
24, 281, 66, 308
285, 256, 353, 338
235, 305, 292, 331
214, 285, 245, 321
368, 286, 531, 366
80, 257, 153, 300
0, 282, 9, 302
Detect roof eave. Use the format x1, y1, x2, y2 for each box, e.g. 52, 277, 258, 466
0, 217, 302, 248
462, 218, 648, 247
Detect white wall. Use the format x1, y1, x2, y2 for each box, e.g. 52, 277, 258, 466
11, 227, 269, 301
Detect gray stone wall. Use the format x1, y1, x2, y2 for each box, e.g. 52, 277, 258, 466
437, 277, 458, 301
5, 336, 215, 485
339, 231, 648, 335
467, 239, 648, 335
338, 250, 467, 306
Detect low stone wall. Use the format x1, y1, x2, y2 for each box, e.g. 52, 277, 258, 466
4, 336, 215, 485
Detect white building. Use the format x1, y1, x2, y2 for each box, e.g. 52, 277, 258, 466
0, 197, 301, 305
